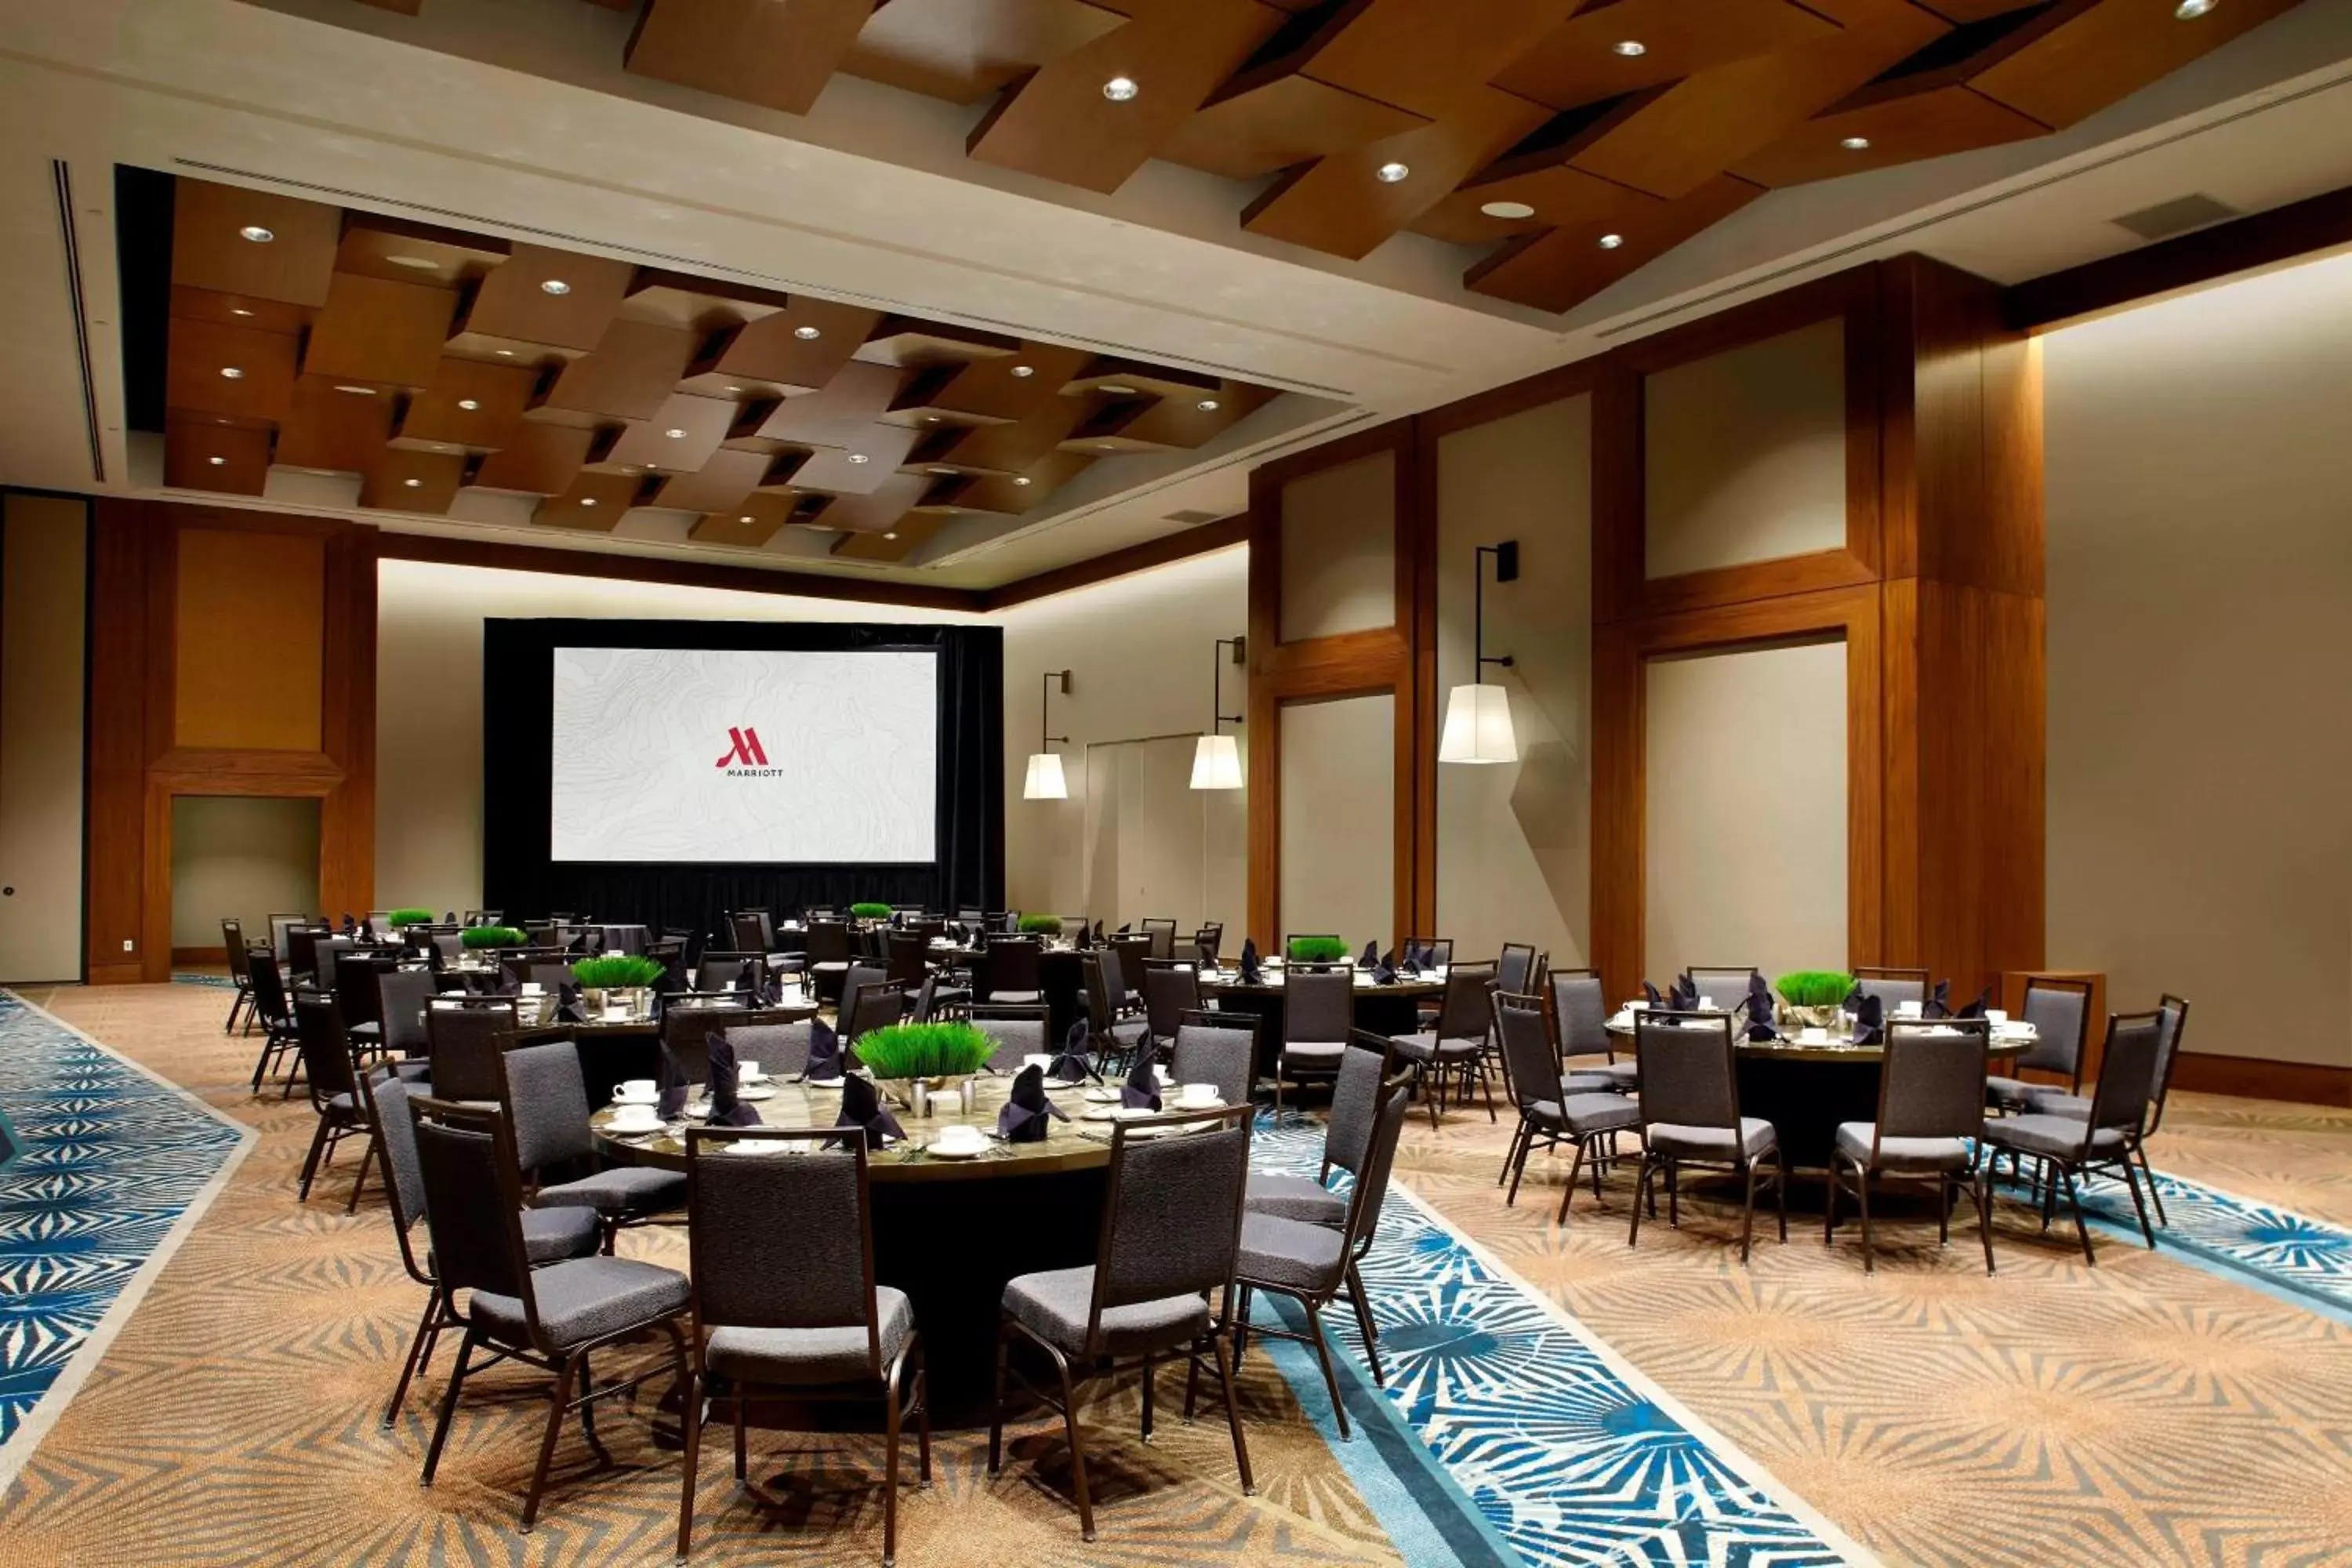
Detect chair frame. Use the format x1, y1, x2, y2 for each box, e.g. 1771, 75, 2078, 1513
1984, 1010, 2166, 1265
1824, 1019, 1997, 1275
1490, 990, 1632, 1221
292, 992, 376, 1212
1626, 1011, 1789, 1265
243, 946, 303, 1094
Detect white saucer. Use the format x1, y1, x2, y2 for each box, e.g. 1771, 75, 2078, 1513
612, 1091, 659, 1107
926, 1140, 987, 1159
737, 1085, 775, 1102
605, 1119, 662, 1137
1081, 1087, 1122, 1105
803, 1075, 847, 1090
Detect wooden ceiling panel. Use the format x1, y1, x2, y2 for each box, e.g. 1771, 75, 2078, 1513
832, 512, 949, 561
532, 320, 700, 423
171, 178, 340, 308
856, 318, 1022, 368
601, 392, 739, 472
394, 358, 540, 451
165, 316, 300, 423
1065, 378, 1278, 449
1496, 0, 1844, 112
926, 449, 1097, 513
1969, 0, 2305, 130
887, 341, 1094, 423
617, 270, 791, 334
468, 420, 598, 495
335, 213, 508, 288
302, 273, 459, 390
1283, 0, 1586, 121
1465, 172, 1761, 312
909, 394, 1093, 470
164, 415, 271, 495
626, 0, 873, 116
452, 243, 632, 354
274, 376, 397, 474
534, 471, 648, 531
648, 448, 778, 514
844, 0, 1129, 104
1730, 82, 2047, 187
811, 472, 931, 535
1158, 74, 1429, 181
687, 488, 829, 548
1240, 84, 1553, 260
169, 285, 310, 337
358, 448, 468, 513
793, 427, 925, 493
1065, 357, 1224, 397
964, 0, 1285, 192
754, 361, 909, 446
1413, 162, 1660, 247
684, 298, 885, 397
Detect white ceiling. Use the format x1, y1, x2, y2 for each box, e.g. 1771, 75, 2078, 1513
2, 0, 2350, 590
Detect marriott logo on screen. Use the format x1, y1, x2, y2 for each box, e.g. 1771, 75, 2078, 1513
715, 727, 782, 777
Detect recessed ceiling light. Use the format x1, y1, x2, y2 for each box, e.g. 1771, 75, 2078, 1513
665, 427, 687, 439
1009, 365, 1034, 378
2175, 0, 2216, 15
403, 477, 423, 488
884, 532, 898, 540
738, 514, 754, 524
333, 384, 374, 395
793, 325, 822, 340
1613, 39, 1646, 56
457, 398, 480, 411
1842, 135, 1871, 151
579, 497, 598, 507
219, 366, 245, 379
848, 452, 870, 464
724, 385, 742, 394
1196, 397, 1220, 412
495, 349, 515, 357
1013, 476, 1033, 486
1376, 162, 1411, 183
539, 279, 571, 296
929, 466, 956, 474
230, 307, 255, 317
238, 224, 274, 243
386, 254, 438, 270
1102, 76, 1138, 102
1480, 200, 1536, 220
1102, 384, 1138, 395
207, 456, 226, 466
1100, 443, 1116, 451
924, 416, 939, 423
1598, 233, 1625, 249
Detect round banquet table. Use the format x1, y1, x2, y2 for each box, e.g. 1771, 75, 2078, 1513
1197, 967, 1446, 1081
467, 995, 819, 1106
592, 1073, 1114, 1422
1602, 1014, 2031, 1170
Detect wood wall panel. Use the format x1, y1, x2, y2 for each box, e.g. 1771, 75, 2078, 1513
85, 503, 151, 984
173, 528, 326, 752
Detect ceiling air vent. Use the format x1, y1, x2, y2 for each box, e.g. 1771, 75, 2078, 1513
2110, 194, 2239, 242
1163, 509, 1222, 524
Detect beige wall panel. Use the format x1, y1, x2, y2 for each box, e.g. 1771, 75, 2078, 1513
170, 795, 321, 947
1645, 639, 1846, 986
2045, 253, 2352, 1068
1000, 548, 1247, 939
1435, 395, 1592, 967
175, 528, 325, 751
1645, 318, 1846, 580
1279, 449, 1395, 642
1279, 692, 1394, 947
0, 492, 89, 982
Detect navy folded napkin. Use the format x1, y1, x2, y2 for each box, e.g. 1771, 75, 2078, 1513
833, 1073, 902, 1149
1358, 940, 1380, 970
1669, 973, 1699, 1011
1955, 986, 1992, 1021
1853, 993, 1886, 1046
706, 1032, 761, 1127
1399, 945, 1421, 977
804, 1017, 844, 1083
1116, 922, 1131, 935
1091, 920, 1105, 945
1926, 978, 1952, 1019
557, 982, 586, 1025
1372, 958, 1399, 985
996, 1063, 1067, 1143
656, 1043, 690, 1120
1238, 938, 1262, 985
441, 910, 456, 924
1120, 1047, 1161, 1112
1642, 978, 1663, 1008
1047, 1018, 1094, 1084
1842, 983, 1864, 1016
1744, 973, 1778, 1041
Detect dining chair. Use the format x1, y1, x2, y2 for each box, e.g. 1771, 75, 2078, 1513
1496, 942, 1537, 998
267, 912, 306, 962
714, 1021, 814, 1081
1827, 1019, 1996, 1274
1402, 937, 1455, 967
1981, 1010, 2166, 1262
804, 919, 855, 1003
1141, 959, 1203, 1054
1628, 1011, 1787, 1264
1247, 1035, 1396, 1229
1685, 967, 1760, 1011
411, 1096, 691, 1533
1387, 961, 1497, 1127
368, 1075, 599, 1429
244, 947, 303, 1094
884, 931, 931, 991
500, 1040, 690, 1252
1192, 924, 1224, 966
726, 911, 769, 955
220, 918, 256, 1034
662, 1002, 753, 1087
1852, 966, 1931, 1013
676, 1127, 929, 1566
1139, 917, 1178, 960
692, 951, 761, 994
969, 1004, 1051, 1070
1549, 969, 1636, 1091
989, 1104, 1254, 1543
375, 966, 437, 1078
1168, 1011, 1254, 1107
1987, 975, 2093, 1113
292, 993, 377, 1212
1082, 953, 1151, 1072
2024, 993, 2190, 1225
1493, 990, 1640, 1221
981, 936, 1044, 1005
425, 997, 521, 1104
1233, 1081, 1411, 1439
841, 978, 909, 1044
1276, 967, 1356, 1116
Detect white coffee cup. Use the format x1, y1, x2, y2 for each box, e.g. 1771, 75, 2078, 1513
1800, 1025, 1830, 1044
1987, 1008, 2009, 1026
1896, 1000, 1923, 1018
739, 1060, 763, 1083
520, 982, 543, 996
615, 1079, 656, 1103
1628, 999, 1650, 1011
1022, 1053, 1054, 1076
1179, 1082, 1219, 1109
608, 1105, 659, 1132
932, 1125, 985, 1154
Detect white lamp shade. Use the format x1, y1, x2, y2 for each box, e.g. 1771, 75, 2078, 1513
1189, 732, 1243, 790
1022, 752, 1068, 800
1438, 682, 1517, 764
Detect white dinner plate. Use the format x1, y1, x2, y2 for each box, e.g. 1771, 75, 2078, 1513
925, 1141, 986, 1159
737, 1085, 775, 1102
802, 1075, 847, 1090
1081, 1087, 1123, 1105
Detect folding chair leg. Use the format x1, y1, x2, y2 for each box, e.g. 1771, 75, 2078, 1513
2118, 1155, 2158, 1249
1048, 1344, 1094, 1541
2060, 1165, 2097, 1266
383, 1292, 440, 1429
1344, 1263, 1384, 1388
520, 1353, 579, 1532
2135, 1140, 2169, 1228
419, 1326, 477, 1486
986, 1322, 1010, 1477
676, 1369, 703, 1562
1302, 1300, 1351, 1441
1555, 1138, 1586, 1223
296, 1116, 332, 1202
1211, 1330, 1254, 1497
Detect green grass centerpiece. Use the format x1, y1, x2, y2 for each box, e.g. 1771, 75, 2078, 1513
854, 1022, 994, 1082
1016, 913, 1062, 937
1775, 970, 1853, 1029
571, 954, 666, 990
850, 902, 893, 921
387, 907, 435, 927
1287, 935, 1350, 965
459, 925, 528, 950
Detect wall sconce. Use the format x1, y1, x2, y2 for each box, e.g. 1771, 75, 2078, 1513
1439, 540, 1519, 764
1190, 635, 1246, 790
1023, 670, 1071, 800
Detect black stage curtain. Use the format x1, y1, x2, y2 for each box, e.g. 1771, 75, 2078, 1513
481, 618, 1003, 939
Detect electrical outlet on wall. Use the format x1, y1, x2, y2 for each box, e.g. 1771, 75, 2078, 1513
122, 938, 134, 952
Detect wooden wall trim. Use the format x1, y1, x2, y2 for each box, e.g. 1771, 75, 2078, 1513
377, 529, 987, 612
2169, 1051, 2352, 1110
980, 514, 1247, 610
85, 500, 151, 981
2002, 180, 2352, 335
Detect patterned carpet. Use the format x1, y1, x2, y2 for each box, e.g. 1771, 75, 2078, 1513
5, 982, 2352, 1567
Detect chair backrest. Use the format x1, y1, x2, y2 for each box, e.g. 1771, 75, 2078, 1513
1633, 1012, 1739, 1131
1492, 990, 1565, 1112
368, 1073, 432, 1282
1686, 967, 1759, 1010
409, 1098, 537, 1329
970, 1006, 1048, 1069
804, 919, 852, 965
1548, 969, 1610, 1060
1853, 967, 1930, 1011
663, 1003, 744, 1084
425, 998, 520, 1102
647, 937, 689, 992
246, 947, 292, 1025
337, 951, 397, 1029
884, 931, 929, 986
267, 913, 305, 960
1087, 1105, 1252, 1356
309, 934, 354, 986
1875, 1020, 1990, 1145
1405, 936, 1454, 967
686, 1128, 883, 1373
376, 967, 435, 1057
985, 937, 1042, 995
728, 912, 768, 954
2018, 976, 2093, 1086
1434, 960, 1497, 1041
2147, 993, 2192, 1132
499, 1040, 597, 1175
842, 979, 906, 1042
1496, 942, 1537, 997
1193, 924, 1223, 965
292, 993, 360, 1108
719, 1021, 813, 1080
1169, 1011, 1254, 1105
1142, 960, 1203, 1037
1109, 933, 1154, 980
1338, 1083, 1413, 1262
1323, 1035, 1395, 1176
1283, 968, 1355, 1047
1080, 953, 1120, 1039
1140, 918, 1178, 960
697, 951, 761, 993
286, 926, 325, 980
220, 920, 250, 982
430, 931, 464, 964
2088, 1011, 2166, 1138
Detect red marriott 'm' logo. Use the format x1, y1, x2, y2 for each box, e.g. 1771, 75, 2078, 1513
715, 727, 769, 768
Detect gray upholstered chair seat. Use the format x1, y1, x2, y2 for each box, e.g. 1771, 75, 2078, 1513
1647, 1116, 1777, 1160
535, 1164, 688, 1214
2023, 1088, 2092, 1118
1576, 1059, 1639, 1091
1003, 1265, 1208, 1357
1243, 1170, 1347, 1227
1281, 1040, 1348, 1063
1984, 1075, 2036, 1106
1237, 1210, 1345, 1294
325, 1090, 359, 1113
1098, 1018, 1149, 1048
1833, 1123, 1971, 1173
1388, 1031, 1482, 1065
1562, 1071, 1626, 1097
391, 1061, 434, 1086
1529, 1091, 1642, 1135
1982, 1113, 2125, 1160
348, 1021, 382, 1044
470, 1255, 690, 1350
811, 960, 851, 973
706, 1287, 914, 1387
989, 989, 1042, 1004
